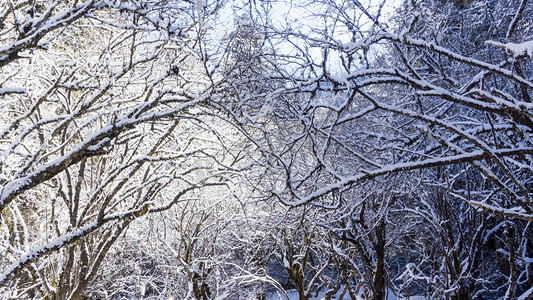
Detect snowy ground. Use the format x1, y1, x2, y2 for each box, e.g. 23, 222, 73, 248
266, 288, 426, 300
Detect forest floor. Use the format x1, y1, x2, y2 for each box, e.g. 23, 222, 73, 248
266, 288, 427, 300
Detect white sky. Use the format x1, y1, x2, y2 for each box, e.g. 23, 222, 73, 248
263, 0, 401, 74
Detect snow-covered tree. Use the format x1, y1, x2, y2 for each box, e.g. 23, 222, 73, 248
235, 0, 533, 298
0, 0, 244, 297
1, 0, 532, 299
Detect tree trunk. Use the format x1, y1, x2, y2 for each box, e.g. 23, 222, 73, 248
373, 220, 386, 300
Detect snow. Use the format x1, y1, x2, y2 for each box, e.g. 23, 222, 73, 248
470, 201, 533, 221
266, 287, 427, 300
0, 0, 531, 297
288, 147, 533, 206
87, 137, 111, 151
0, 87, 26, 95
518, 286, 533, 300
486, 40, 533, 58
342, 41, 362, 53
282, 256, 290, 269
0, 202, 154, 285
196, 0, 207, 10
0, 223, 96, 285
0, 178, 28, 207
395, 34, 533, 89
483, 221, 504, 244
0, 0, 94, 56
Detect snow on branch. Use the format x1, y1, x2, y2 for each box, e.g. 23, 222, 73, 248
387, 34, 533, 89
486, 40, 533, 59
0, 202, 154, 287
0, 1, 97, 68
288, 148, 533, 206
0, 87, 26, 95
469, 201, 533, 222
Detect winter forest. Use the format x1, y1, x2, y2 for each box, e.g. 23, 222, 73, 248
0, 0, 532, 299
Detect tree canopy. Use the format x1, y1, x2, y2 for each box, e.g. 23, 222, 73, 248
0, 0, 532, 299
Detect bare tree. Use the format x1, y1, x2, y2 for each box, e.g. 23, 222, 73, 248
2, 0, 532, 298
228, 0, 533, 298
0, 0, 243, 297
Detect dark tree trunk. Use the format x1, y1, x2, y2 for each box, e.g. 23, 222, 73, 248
372, 220, 386, 300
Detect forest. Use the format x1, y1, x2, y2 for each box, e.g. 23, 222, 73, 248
0, 0, 532, 299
